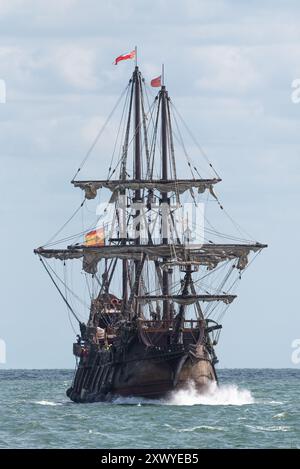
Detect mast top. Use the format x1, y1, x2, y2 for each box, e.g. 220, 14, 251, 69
134, 45, 137, 67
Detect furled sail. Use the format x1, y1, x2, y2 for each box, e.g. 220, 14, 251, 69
34, 242, 266, 274
136, 294, 237, 305
71, 178, 221, 200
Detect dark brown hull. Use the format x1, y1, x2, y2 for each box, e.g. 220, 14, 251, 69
67, 341, 217, 402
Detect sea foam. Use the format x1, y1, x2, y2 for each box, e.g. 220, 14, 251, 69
112, 381, 254, 406
34, 400, 63, 406
167, 381, 254, 406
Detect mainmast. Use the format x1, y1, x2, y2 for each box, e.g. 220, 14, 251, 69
134, 66, 142, 190
133, 65, 142, 316
160, 84, 170, 322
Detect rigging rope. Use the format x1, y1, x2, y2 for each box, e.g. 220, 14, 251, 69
106, 99, 157, 182
72, 82, 130, 181
43, 199, 86, 247
171, 110, 197, 179
119, 78, 134, 180
39, 256, 82, 324
63, 262, 78, 335
140, 79, 152, 177
166, 98, 180, 204
43, 258, 89, 310
170, 101, 221, 179
107, 82, 131, 180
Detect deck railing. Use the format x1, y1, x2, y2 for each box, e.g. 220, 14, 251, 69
140, 319, 201, 329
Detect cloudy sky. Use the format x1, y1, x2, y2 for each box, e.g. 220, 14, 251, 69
0, 0, 300, 368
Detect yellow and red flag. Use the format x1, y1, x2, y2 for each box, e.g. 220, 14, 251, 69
114, 50, 135, 65
84, 227, 105, 247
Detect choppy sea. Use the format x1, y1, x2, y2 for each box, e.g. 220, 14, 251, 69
0, 369, 299, 448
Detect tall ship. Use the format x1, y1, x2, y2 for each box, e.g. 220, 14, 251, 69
34, 51, 267, 402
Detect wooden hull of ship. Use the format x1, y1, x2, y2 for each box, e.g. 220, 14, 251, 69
66, 341, 217, 402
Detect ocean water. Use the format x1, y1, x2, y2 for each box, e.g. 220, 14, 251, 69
0, 369, 299, 449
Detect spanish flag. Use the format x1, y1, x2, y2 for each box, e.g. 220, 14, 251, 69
84, 227, 105, 247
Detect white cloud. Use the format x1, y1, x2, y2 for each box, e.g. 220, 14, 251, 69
193, 46, 260, 93
54, 45, 98, 90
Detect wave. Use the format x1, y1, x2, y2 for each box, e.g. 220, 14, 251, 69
164, 423, 224, 432
258, 399, 284, 405
111, 381, 254, 406
272, 412, 288, 419
166, 381, 254, 406
246, 424, 290, 433
34, 400, 63, 406
88, 429, 107, 436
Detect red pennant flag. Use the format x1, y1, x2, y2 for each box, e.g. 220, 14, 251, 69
114, 50, 135, 65
151, 75, 161, 87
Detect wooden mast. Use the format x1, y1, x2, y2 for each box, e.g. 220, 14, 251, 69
161, 83, 170, 322
121, 78, 134, 313
133, 63, 142, 317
